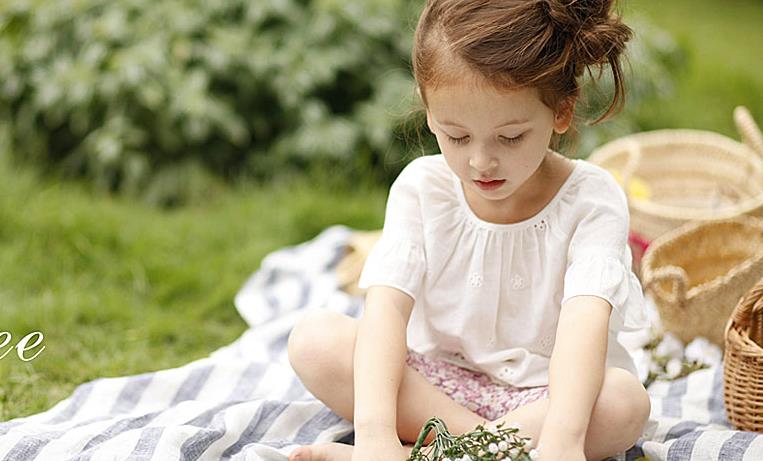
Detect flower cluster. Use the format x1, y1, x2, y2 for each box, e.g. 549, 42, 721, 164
407, 417, 539, 461
640, 331, 721, 387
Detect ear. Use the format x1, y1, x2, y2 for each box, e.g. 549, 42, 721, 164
553, 97, 576, 134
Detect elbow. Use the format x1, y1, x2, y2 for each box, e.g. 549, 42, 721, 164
364, 285, 414, 327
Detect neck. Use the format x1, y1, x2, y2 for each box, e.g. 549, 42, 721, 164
467, 150, 556, 225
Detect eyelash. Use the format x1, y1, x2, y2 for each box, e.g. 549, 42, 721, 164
446, 134, 524, 146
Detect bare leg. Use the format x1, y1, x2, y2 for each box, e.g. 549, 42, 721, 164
288, 311, 650, 461
287, 310, 485, 460
487, 367, 651, 461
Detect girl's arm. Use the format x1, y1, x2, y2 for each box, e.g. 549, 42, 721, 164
539, 295, 611, 448
353, 285, 414, 440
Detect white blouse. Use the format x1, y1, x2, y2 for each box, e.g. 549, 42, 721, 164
358, 154, 650, 388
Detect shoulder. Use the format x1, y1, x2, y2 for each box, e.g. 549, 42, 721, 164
567, 160, 629, 217
559, 160, 630, 250
397, 154, 450, 181
392, 154, 453, 195
555, 159, 630, 242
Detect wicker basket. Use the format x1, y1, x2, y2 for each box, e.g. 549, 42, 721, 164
588, 106, 763, 242
724, 276, 763, 432
641, 216, 763, 347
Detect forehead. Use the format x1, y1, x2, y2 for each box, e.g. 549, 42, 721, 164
425, 81, 544, 126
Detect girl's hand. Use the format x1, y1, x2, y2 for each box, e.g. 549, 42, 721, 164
351, 434, 409, 461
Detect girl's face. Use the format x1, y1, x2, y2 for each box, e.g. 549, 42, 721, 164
425, 81, 573, 216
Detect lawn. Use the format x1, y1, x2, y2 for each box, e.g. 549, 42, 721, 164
0, 157, 386, 420
1, 0, 762, 420
626, 0, 763, 136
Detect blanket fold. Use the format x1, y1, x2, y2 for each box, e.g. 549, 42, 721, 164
0, 226, 757, 460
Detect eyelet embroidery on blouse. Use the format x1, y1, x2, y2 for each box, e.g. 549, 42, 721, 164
497, 367, 514, 379
468, 272, 483, 288
510, 274, 526, 290
533, 219, 548, 231
539, 333, 555, 354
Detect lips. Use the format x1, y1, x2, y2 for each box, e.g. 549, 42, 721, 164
473, 179, 506, 191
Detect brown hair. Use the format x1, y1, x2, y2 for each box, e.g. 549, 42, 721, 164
412, 0, 632, 126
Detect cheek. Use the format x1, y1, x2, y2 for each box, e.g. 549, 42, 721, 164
442, 151, 469, 176
506, 162, 534, 178
503, 154, 543, 180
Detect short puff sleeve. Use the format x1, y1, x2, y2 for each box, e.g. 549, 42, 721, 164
561, 175, 649, 332
358, 160, 427, 301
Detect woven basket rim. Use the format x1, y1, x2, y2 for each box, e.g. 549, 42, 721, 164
642, 217, 763, 300
726, 318, 763, 357
650, 254, 763, 301
589, 129, 763, 220
724, 277, 763, 356
589, 128, 763, 158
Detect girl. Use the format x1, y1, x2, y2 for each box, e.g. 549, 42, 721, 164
287, 0, 652, 460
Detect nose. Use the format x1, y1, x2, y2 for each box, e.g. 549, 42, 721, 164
468, 148, 498, 174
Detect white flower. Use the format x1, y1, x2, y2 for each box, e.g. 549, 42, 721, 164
498, 440, 509, 451
685, 337, 722, 367
655, 333, 684, 360
529, 448, 540, 460
666, 357, 683, 378
488, 443, 499, 453
649, 360, 664, 374
461, 455, 472, 461
508, 447, 520, 458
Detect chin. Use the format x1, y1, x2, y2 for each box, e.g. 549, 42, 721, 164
476, 187, 513, 201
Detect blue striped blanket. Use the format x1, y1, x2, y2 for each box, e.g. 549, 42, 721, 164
0, 225, 759, 460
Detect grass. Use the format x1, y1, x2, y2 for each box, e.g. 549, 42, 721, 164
0, 156, 387, 420
1, 1, 762, 420
626, 0, 763, 136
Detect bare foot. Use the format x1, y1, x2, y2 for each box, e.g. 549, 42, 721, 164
288, 442, 353, 461
288, 442, 414, 461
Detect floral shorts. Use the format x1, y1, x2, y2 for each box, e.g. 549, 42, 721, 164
405, 350, 549, 422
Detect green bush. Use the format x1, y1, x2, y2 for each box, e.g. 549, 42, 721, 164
0, 1, 684, 205
0, 0, 421, 205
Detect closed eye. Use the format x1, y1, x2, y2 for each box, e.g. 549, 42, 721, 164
500, 134, 524, 145
445, 134, 524, 145
446, 135, 469, 145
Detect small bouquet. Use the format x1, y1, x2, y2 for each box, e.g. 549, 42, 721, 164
641, 331, 719, 387
406, 417, 539, 461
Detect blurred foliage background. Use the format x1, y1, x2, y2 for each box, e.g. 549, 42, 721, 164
0, 0, 726, 206
0, 0, 762, 419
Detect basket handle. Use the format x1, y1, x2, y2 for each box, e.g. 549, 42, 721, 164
620, 139, 643, 203
729, 278, 763, 346
643, 265, 689, 306
734, 106, 763, 160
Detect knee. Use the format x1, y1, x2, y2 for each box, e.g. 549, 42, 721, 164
596, 368, 651, 446
287, 310, 353, 380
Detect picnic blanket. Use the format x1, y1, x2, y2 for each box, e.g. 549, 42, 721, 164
0, 225, 761, 460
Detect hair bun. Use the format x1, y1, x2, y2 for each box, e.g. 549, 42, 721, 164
542, 0, 631, 67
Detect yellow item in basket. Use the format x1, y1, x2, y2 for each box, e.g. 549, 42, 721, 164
610, 170, 652, 201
